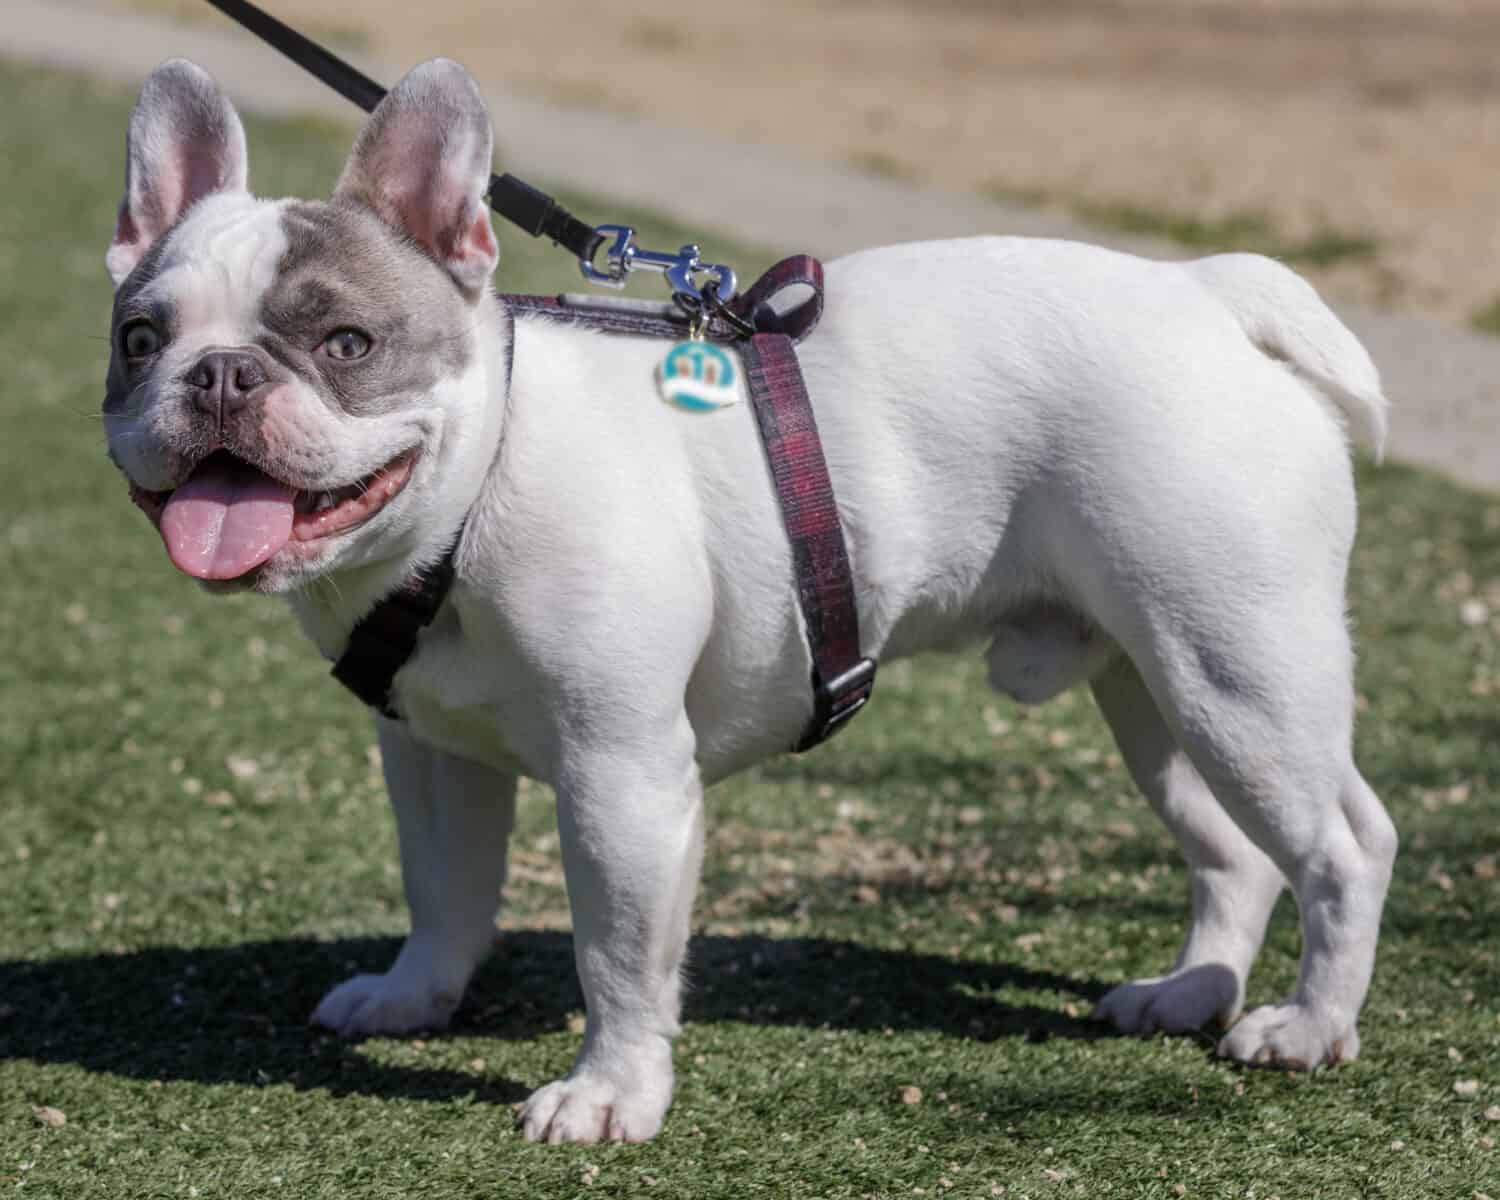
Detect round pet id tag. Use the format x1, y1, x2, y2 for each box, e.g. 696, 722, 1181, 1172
657, 341, 739, 412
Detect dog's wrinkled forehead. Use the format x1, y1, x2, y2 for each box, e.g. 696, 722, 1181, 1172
114, 192, 476, 388
112, 191, 289, 344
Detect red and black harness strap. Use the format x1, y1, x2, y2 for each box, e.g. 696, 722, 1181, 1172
730, 260, 877, 749
739, 333, 875, 748
331, 256, 876, 751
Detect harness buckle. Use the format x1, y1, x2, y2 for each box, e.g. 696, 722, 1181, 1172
797, 657, 878, 752
580, 224, 738, 306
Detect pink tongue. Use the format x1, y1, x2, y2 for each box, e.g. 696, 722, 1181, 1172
159, 454, 296, 580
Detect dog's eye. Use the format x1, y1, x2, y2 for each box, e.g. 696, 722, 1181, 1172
120, 319, 162, 360
321, 329, 373, 361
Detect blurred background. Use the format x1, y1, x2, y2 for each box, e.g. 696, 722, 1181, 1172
29, 0, 1486, 495
115, 0, 1500, 327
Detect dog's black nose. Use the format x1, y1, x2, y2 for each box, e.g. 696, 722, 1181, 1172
186, 350, 268, 423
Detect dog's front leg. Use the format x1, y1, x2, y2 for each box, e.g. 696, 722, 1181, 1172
521, 723, 704, 1144
313, 717, 516, 1036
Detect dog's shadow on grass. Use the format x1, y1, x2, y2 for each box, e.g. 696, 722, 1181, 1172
0, 932, 1109, 1106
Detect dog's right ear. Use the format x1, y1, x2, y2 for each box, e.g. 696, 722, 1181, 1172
107, 59, 249, 288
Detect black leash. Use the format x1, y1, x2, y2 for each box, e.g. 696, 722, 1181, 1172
200, 0, 602, 265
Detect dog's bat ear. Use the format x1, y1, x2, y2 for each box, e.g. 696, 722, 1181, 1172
107, 60, 249, 288
333, 58, 499, 296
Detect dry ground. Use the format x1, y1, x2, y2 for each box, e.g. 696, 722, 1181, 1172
127, 0, 1500, 327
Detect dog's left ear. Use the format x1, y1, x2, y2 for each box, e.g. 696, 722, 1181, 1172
107, 59, 249, 288
333, 58, 499, 296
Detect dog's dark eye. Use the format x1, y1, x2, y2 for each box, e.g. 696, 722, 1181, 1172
321, 329, 373, 361
120, 319, 162, 360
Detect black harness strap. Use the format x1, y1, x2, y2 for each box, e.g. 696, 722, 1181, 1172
331, 546, 457, 719
200, 0, 602, 264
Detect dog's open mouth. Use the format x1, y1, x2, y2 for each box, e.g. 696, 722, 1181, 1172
129, 448, 418, 581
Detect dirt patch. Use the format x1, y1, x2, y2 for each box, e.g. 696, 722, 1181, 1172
132, 0, 1500, 327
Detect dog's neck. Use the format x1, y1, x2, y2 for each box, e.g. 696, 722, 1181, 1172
284, 290, 513, 661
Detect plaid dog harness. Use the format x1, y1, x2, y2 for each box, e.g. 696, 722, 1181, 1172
332, 258, 877, 752
196, 1, 877, 750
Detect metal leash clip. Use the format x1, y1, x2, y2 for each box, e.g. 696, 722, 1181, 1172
580, 224, 739, 307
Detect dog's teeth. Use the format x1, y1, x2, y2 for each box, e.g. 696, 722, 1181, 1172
315, 491, 337, 512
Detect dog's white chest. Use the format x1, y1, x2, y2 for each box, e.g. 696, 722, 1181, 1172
394, 691, 532, 777
385, 609, 539, 778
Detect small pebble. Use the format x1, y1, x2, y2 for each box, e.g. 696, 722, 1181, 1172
1460, 599, 1489, 627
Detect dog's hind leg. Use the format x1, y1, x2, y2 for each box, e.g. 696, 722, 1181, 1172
1118, 597, 1396, 1068
1090, 656, 1285, 1035
311, 718, 516, 1036
1213, 759, 1394, 1068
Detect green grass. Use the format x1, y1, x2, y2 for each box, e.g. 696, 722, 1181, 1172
849, 148, 920, 182
1070, 202, 1378, 269
983, 182, 1379, 269
623, 19, 693, 55
3, 60, 1499, 1199
1471, 297, 1500, 338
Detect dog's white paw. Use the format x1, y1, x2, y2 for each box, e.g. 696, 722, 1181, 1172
1093, 962, 1242, 1036
1217, 1003, 1359, 1070
520, 1065, 673, 1145
310, 971, 463, 1037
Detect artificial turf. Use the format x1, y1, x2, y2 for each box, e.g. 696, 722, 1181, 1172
1, 59, 1496, 1199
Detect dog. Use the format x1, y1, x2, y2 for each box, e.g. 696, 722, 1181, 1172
103, 57, 1397, 1144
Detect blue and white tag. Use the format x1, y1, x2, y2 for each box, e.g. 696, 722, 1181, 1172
657, 341, 739, 412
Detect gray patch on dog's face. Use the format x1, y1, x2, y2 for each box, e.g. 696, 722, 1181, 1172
259, 201, 475, 415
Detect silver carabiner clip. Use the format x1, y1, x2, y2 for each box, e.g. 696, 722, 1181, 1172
578, 224, 634, 289
579, 223, 739, 305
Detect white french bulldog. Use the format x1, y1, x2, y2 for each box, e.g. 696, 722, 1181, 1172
104, 58, 1398, 1143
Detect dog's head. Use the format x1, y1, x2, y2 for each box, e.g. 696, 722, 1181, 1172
103, 58, 505, 593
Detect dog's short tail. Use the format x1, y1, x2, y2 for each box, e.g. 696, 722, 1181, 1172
1189, 252, 1389, 457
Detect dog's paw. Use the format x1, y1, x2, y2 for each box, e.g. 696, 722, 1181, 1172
1217, 1003, 1359, 1070
310, 972, 462, 1037
520, 1067, 672, 1145
1093, 962, 1242, 1036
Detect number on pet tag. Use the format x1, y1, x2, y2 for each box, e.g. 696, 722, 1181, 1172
656, 341, 738, 412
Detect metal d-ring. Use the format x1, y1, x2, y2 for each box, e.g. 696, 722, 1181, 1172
701, 280, 757, 339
